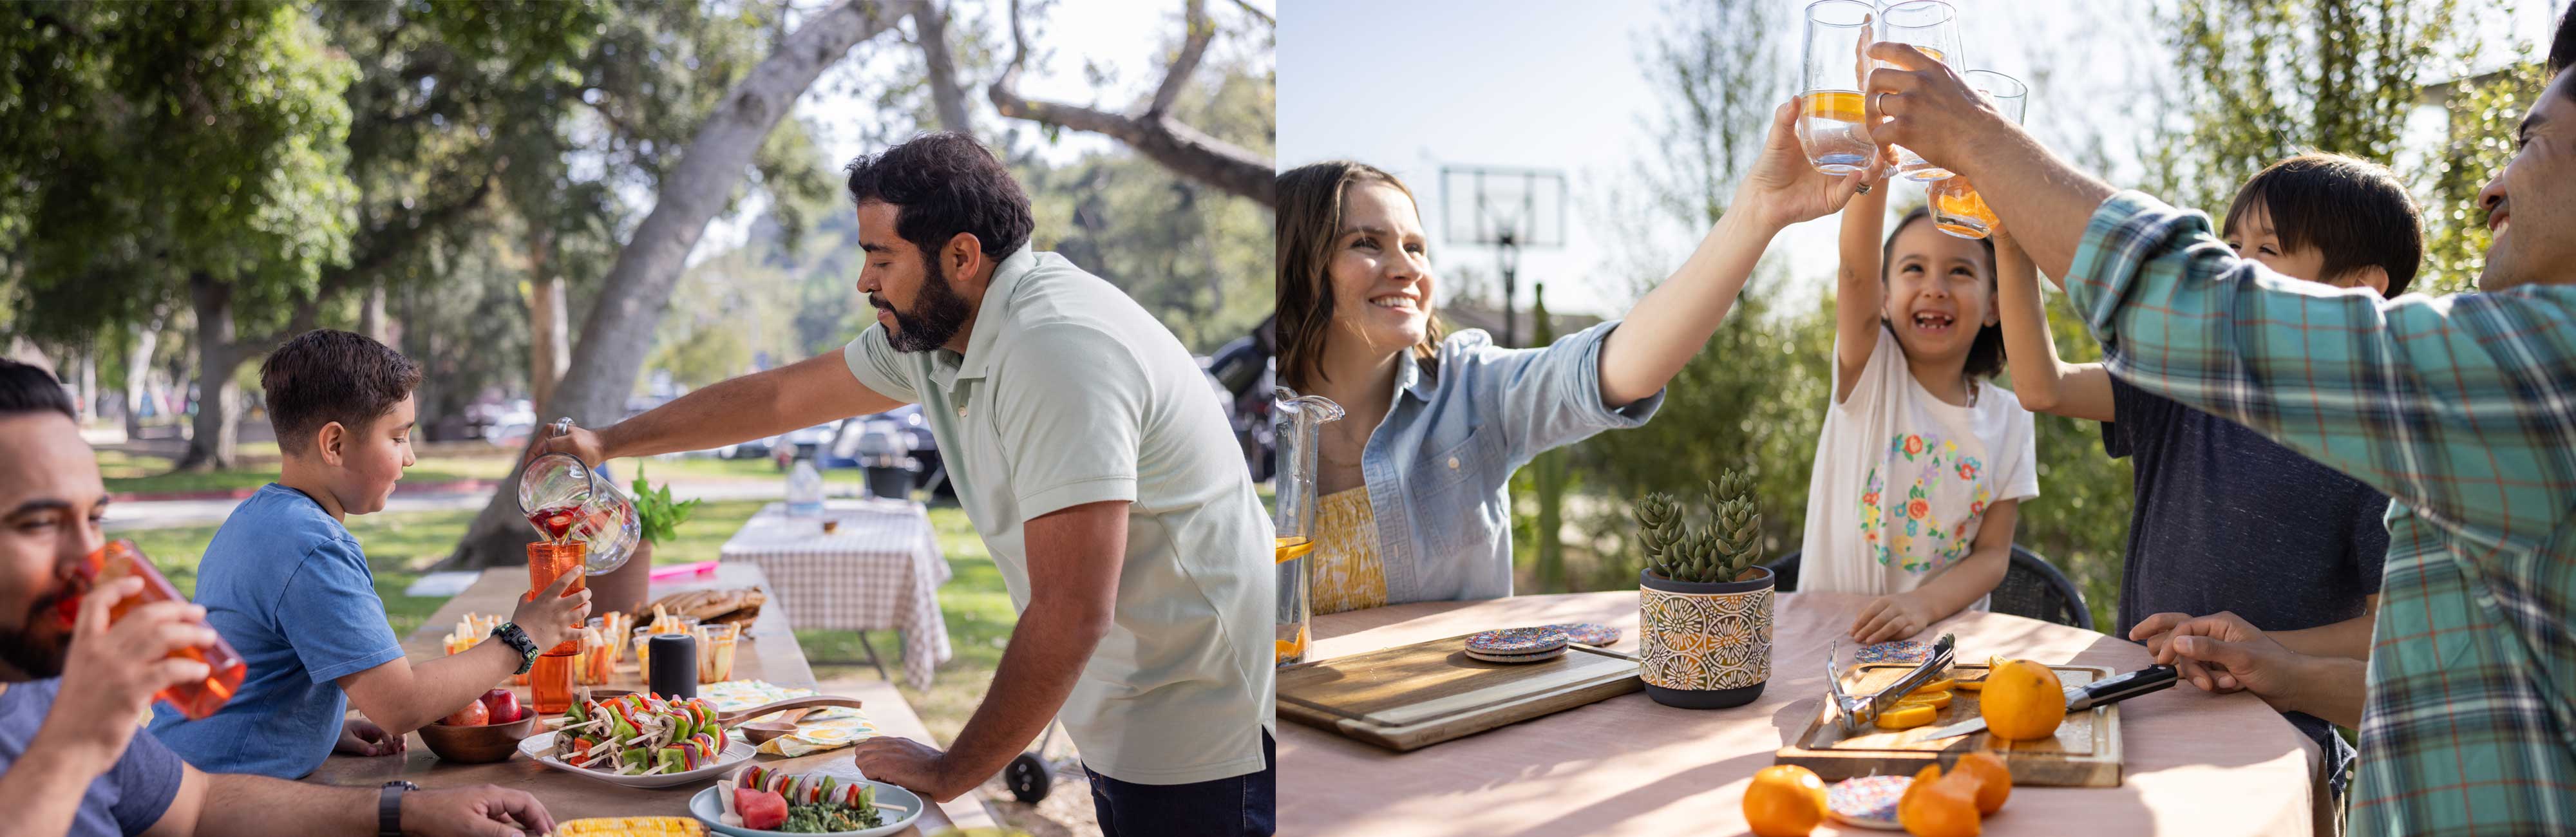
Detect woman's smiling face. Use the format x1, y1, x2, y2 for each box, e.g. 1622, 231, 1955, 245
1327, 182, 1436, 355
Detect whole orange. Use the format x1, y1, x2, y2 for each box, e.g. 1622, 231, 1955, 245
1897, 768, 1982, 837
1978, 659, 2067, 741
1951, 751, 2013, 814
1743, 765, 1830, 837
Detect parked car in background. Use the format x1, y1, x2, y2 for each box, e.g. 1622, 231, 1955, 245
1204, 315, 1274, 481
772, 420, 844, 469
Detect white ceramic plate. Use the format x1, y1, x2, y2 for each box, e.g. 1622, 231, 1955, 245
688, 782, 925, 837
516, 729, 755, 789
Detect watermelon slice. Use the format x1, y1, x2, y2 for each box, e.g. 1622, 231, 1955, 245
735, 787, 788, 831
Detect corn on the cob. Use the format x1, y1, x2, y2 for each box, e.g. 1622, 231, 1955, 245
549, 816, 704, 836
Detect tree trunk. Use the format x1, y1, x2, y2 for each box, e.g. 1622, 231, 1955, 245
124, 318, 158, 438
361, 281, 388, 344
176, 272, 243, 472
911, 0, 974, 135
527, 222, 569, 415
444, 0, 900, 570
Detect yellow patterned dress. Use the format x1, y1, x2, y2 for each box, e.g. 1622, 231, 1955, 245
1308, 487, 1388, 616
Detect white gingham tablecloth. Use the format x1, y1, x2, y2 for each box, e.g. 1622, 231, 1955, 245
717, 499, 953, 689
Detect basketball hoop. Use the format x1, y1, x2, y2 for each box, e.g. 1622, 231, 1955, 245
1440, 166, 1567, 348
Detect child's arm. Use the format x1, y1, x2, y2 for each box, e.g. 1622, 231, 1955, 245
338, 571, 590, 735
1992, 230, 2115, 422
2134, 594, 2379, 663
1850, 499, 2019, 643
1598, 99, 1877, 405
1832, 161, 1891, 404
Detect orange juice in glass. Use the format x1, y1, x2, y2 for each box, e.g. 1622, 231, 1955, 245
64, 541, 249, 720
524, 542, 589, 655
530, 652, 576, 714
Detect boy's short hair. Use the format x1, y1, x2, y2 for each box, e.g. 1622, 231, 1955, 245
260, 330, 421, 455
2220, 153, 2425, 296
0, 359, 75, 420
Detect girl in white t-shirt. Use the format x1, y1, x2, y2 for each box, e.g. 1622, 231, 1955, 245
1801, 183, 2039, 644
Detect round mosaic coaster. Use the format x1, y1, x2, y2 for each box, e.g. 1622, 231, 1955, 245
1465, 646, 1566, 664
1853, 640, 1933, 665
1826, 774, 1913, 830
1542, 623, 1621, 646
1464, 626, 1569, 655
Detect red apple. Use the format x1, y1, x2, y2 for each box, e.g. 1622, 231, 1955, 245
480, 688, 522, 724
442, 700, 489, 727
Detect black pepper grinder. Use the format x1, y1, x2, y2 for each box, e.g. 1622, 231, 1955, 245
648, 634, 697, 701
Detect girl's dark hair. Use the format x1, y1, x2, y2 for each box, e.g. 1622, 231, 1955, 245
1880, 207, 2005, 381
2219, 153, 2423, 296
1275, 161, 1443, 392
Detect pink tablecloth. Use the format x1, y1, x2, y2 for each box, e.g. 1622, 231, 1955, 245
1280, 592, 2321, 837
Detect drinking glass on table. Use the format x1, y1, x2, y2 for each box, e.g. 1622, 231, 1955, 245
696, 622, 740, 684
1878, 0, 1965, 180
1797, 0, 1879, 174
1928, 70, 2028, 240
524, 542, 589, 655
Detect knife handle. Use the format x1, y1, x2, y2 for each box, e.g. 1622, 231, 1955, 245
2069, 664, 2177, 711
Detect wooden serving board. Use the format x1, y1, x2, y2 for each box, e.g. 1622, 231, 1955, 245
1774, 663, 2124, 787
1276, 633, 1642, 751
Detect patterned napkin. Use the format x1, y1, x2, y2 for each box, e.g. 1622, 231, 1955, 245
699, 679, 881, 757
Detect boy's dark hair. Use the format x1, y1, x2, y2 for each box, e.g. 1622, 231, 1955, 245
2219, 153, 2423, 297
260, 330, 421, 455
1881, 207, 2006, 381
2552, 1, 2574, 78
0, 359, 75, 420
844, 131, 1034, 263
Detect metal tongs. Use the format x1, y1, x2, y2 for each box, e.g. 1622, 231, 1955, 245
1815, 633, 1955, 746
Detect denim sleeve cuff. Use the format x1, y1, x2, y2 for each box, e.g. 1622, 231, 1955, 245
1565, 319, 1663, 428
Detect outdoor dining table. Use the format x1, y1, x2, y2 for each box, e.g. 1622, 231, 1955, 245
720, 498, 954, 690
1280, 590, 2324, 837
305, 562, 995, 832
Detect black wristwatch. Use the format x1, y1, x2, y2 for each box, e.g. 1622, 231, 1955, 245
379, 780, 417, 836
492, 622, 538, 675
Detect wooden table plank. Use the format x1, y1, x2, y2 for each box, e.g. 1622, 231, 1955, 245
307, 564, 994, 831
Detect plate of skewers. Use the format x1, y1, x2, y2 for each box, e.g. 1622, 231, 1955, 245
521, 691, 755, 789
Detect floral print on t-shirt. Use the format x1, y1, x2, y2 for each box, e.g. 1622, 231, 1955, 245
1859, 432, 1994, 574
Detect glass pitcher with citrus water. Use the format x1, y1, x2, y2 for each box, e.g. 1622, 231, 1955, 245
1273, 388, 1343, 667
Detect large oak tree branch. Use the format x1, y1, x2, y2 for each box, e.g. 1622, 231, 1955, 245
987, 0, 1271, 207
1146, 0, 1211, 117
910, 0, 975, 134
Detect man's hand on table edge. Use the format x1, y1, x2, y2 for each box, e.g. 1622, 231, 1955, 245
399, 784, 554, 837
850, 736, 972, 802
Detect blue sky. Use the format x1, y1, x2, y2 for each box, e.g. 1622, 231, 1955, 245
1280, 0, 2563, 317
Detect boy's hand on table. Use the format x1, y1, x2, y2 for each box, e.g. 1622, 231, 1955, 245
1851, 593, 1937, 644
2131, 610, 2249, 695
38, 577, 214, 769
336, 718, 405, 757
509, 570, 591, 652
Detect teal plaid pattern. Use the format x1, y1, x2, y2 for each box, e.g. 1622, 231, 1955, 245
2065, 191, 2576, 836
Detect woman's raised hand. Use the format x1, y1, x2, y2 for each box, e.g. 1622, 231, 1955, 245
1736, 98, 1885, 232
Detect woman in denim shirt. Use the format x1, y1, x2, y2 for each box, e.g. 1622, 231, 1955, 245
1275, 101, 1880, 612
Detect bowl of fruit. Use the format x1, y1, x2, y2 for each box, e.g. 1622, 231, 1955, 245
418, 689, 536, 764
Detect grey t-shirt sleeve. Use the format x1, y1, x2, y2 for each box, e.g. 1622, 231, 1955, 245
2100, 375, 2173, 460
110, 729, 186, 833
842, 324, 922, 404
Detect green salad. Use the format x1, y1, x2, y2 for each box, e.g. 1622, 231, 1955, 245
782, 801, 884, 832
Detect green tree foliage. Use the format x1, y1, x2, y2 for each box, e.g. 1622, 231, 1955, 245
2420, 56, 2546, 294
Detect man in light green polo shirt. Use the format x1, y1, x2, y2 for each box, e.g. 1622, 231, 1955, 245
529, 132, 1273, 835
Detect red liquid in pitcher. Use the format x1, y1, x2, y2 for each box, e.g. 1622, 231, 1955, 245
60, 542, 247, 720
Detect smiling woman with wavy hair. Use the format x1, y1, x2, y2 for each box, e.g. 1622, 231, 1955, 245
1273, 100, 1879, 614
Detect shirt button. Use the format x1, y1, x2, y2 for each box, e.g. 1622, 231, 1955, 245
1447, 456, 1461, 469
956, 405, 968, 418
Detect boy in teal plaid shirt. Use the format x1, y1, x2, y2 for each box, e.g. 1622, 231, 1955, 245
1853, 6, 2576, 834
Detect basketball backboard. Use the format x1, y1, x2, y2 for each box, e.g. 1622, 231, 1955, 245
1439, 166, 1567, 249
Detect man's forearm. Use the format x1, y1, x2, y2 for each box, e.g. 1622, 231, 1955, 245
934, 599, 1110, 796
1949, 129, 2117, 282
2283, 654, 2368, 729
600, 351, 897, 459
2271, 612, 2376, 661
194, 773, 374, 836
0, 736, 112, 837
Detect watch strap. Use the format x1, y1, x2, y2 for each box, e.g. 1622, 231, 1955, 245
492, 622, 538, 675
378, 780, 415, 836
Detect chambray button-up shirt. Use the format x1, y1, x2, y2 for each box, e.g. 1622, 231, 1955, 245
1357, 322, 1662, 605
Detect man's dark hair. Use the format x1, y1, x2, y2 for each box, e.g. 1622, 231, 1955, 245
2552, 1, 2574, 77
260, 329, 421, 455
2221, 153, 2424, 297
0, 359, 75, 420
1880, 207, 2006, 382
844, 131, 1035, 263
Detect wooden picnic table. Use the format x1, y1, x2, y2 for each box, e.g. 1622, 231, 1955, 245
1280, 591, 2325, 837
305, 563, 995, 832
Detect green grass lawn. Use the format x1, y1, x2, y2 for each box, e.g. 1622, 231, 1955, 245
103, 447, 802, 496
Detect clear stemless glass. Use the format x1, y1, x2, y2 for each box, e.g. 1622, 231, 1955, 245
1879, 0, 1965, 181
1799, 0, 1879, 174
1929, 70, 2029, 240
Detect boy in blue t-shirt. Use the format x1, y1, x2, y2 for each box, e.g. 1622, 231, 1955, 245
147, 330, 590, 778
1993, 153, 2418, 798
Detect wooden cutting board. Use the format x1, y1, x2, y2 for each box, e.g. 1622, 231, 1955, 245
1774, 663, 2124, 787
1277, 633, 1642, 751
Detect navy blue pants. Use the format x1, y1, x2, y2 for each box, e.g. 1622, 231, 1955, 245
1084, 731, 1274, 837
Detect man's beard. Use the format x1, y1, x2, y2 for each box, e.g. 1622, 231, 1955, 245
877, 254, 975, 353
0, 590, 74, 679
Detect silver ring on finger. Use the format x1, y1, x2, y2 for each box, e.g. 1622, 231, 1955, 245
1875, 91, 1893, 115
1856, 183, 1873, 195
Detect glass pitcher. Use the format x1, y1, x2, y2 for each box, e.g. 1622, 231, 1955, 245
518, 418, 642, 574
1273, 388, 1343, 667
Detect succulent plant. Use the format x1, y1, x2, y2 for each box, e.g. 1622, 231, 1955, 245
1636, 467, 1765, 584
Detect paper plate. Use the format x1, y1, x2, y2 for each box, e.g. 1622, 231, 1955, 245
689, 780, 925, 837
1826, 775, 1912, 830
1464, 626, 1569, 655
518, 729, 755, 789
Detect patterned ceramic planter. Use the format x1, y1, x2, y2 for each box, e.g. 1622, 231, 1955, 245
1638, 565, 1774, 709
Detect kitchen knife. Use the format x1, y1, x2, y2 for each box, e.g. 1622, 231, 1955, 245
1916, 664, 2178, 742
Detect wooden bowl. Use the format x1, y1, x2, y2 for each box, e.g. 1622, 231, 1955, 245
418, 714, 536, 764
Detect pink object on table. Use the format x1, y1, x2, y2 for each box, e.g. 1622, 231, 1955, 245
648, 561, 718, 581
